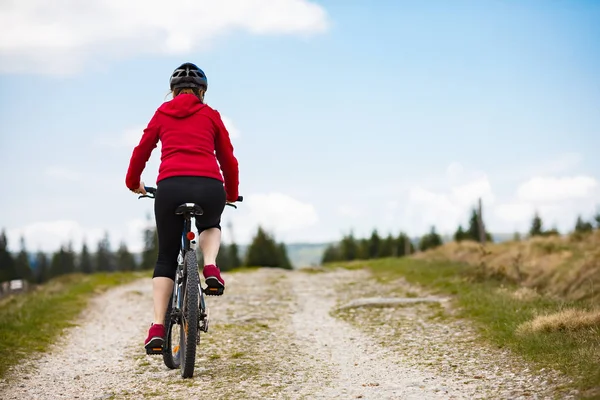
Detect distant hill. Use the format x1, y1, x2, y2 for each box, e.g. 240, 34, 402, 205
231, 242, 331, 269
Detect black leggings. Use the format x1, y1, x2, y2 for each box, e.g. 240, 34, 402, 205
153, 176, 226, 280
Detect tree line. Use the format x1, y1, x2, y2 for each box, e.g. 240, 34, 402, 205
0, 215, 292, 285
322, 204, 600, 264
211, 226, 292, 271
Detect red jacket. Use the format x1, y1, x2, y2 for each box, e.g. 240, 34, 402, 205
125, 94, 239, 202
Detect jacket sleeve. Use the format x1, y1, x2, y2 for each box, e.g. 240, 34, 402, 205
212, 110, 239, 202
125, 113, 160, 190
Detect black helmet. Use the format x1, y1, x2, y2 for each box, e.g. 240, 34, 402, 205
169, 62, 208, 91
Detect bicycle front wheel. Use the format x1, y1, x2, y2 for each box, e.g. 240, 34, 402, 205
180, 250, 200, 378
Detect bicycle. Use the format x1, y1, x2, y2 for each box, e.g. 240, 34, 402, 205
139, 186, 242, 378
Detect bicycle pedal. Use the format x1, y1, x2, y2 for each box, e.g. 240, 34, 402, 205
205, 287, 224, 296
145, 347, 163, 355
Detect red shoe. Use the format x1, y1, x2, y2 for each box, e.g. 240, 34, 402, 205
144, 323, 165, 350
203, 264, 225, 296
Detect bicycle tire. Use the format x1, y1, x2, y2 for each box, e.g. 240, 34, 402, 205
180, 250, 200, 378
162, 292, 180, 370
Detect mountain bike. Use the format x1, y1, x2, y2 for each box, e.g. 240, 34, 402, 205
139, 186, 242, 378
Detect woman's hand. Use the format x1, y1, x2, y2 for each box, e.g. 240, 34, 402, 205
132, 182, 147, 195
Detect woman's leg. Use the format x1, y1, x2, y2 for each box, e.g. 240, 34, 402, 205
152, 277, 174, 325
192, 177, 227, 293
199, 227, 221, 266
152, 179, 183, 325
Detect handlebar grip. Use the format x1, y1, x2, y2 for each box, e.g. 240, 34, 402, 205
144, 186, 157, 194
237, 196, 243, 202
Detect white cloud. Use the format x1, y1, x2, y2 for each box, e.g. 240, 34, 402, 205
404, 161, 598, 235
94, 125, 145, 149
7, 220, 104, 253
221, 116, 241, 139
337, 205, 361, 218
0, 0, 330, 74
44, 166, 82, 182
494, 202, 535, 224
492, 175, 600, 233
517, 176, 598, 202
402, 164, 495, 235
221, 192, 318, 244
6, 219, 150, 253
123, 218, 152, 253
451, 177, 495, 207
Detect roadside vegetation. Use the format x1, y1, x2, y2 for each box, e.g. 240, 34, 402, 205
324, 231, 600, 398
322, 204, 600, 397
414, 229, 600, 305
0, 271, 145, 379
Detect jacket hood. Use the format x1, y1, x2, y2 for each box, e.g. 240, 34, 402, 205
157, 94, 206, 118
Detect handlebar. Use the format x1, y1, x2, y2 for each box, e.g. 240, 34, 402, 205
138, 186, 243, 208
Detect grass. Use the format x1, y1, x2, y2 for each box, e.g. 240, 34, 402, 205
327, 257, 600, 398
413, 230, 600, 304
0, 271, 146, 379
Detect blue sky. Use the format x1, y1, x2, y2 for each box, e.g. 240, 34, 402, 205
1, 0, 599, 252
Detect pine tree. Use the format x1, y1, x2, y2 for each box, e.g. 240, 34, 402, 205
277, 243, 293, 269
466, 208, 492, 242
379, 234, 394, 258
49, 246, 67, 278
339, 232, 358, 261
79, 240, 93, 274
454, 225, 466, 242
574, 215, 593, 233
14, 236, 33, 282
529, 212, 543, 237
95, 232, 114, 272
35, 251, 49, 284
321, 244, 341, 264
368, 229, 381, 259
395, 233, 414, 257
245, 227, 288, 268
229, 243, 242, 269
63, 241, 76, 275
0, 229, 16, 282
356, 238, 370, 260
216, 244, 233, 271
595, 209, 600, 230
418, 226, 443, 252
116, 241, 136, 271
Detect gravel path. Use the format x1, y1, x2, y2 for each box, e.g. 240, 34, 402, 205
290, 269, 474, 399
0, 267, 575, 399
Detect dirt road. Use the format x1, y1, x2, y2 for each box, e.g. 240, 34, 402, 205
0, 268, 575, 399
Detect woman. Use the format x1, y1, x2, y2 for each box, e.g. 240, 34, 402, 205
125, 62, 239, 351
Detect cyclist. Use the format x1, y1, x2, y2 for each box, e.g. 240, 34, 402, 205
124, 62, 239, 351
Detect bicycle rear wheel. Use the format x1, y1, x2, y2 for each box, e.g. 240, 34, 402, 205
180, 250, 200, 378
162, 292, 181, 370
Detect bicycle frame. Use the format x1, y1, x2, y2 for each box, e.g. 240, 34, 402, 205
138, 186, 242, 367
